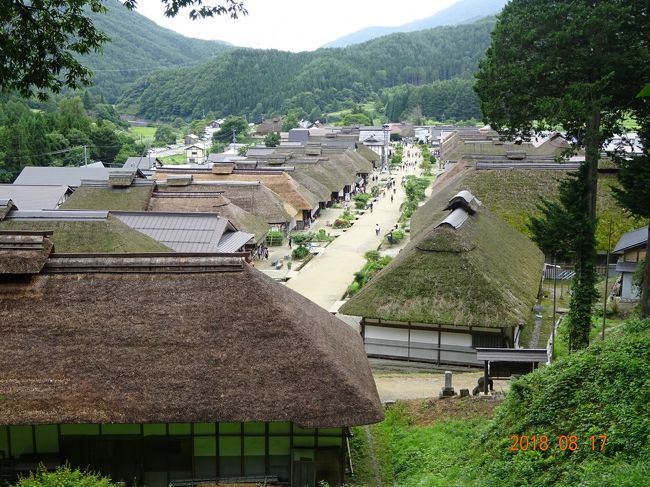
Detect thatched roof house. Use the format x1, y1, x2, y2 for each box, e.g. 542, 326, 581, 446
156, 180, 297, 232
340, 189, 543, 366
148, 191, 269, 244
0, 234, 382, 486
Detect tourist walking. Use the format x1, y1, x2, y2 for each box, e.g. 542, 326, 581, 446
288, 236, 292, 249
375, 223, 380, 236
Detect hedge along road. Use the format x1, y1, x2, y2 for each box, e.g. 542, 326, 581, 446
286, 165, 410, 311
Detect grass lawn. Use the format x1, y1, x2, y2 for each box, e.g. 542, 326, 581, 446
159, 154, 187, 165
128, 126, 157, 143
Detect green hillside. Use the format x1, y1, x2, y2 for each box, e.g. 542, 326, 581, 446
117, 17, 495, 120
82, 0, 232, 102
349, 318, 650, 486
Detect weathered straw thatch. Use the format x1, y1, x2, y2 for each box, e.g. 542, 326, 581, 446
190, 172, 319, 213
356, 145, 380, 163
293, 157, 354, 194
148, 192, 270, 243
288, 170, 332, 203
0, 252, 383, 428
60, 185, 153, 211
340, 190, 543, 328
0, 216, 171, 253
0, 231, 53, 274
157, 182, 295, 226
345, 148, 374, 174
0, 199, 17, 220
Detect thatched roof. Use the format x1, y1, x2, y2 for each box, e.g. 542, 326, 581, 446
186, 172, 319, 213
60, 185, 153, 211
0, 215, 171, 253
340, 190, 543, 328
0, 253, 383, 428
148, 192, 269, 243
156, 181, 295, 226
0, 231, 53, 274
345, 148, 374, 174
290, 170, 332, 202
356, 145, 379, 162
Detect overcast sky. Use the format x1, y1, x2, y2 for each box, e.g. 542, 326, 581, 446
134, 0, 457, 52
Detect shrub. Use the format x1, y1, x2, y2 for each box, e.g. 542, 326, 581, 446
292, 245, 309, 259
371, 186, 381, 198
353, 192, 371, 209
316, 228, 329, 241
291, 232, 315, 247
12, 466, 117, 487
365, 250, 381, 261
333, 219, 351, 229
266, 231, 283, 246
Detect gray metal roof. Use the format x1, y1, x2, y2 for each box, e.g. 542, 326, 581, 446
112, 211, 250, 253
436, 208, 469, 229
6, 210, 109, 221
0, 185, 70, 210
124, 157, 159, 171
216, 230, 255, 252
476, 348, 548, 362
613, 226, 648, 254
13, 166, 137, 187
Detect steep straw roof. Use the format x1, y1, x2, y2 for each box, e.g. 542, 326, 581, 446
157, 181, 295, 226
356, 145, 380, 163
148, 192, 269, 243
0, 251, 383, 428
199, 172, 320, 213
340, 189, 543, 328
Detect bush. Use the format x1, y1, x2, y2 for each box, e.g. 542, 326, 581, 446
12, 466, 117, 487
371, 186, 381, 198
333, 219, 351, 229
316, 228, 329, 241
340, 209, 355, 222
353, 193, 371, 209
266, 231, 283, 246
292, 245, 309, 259
291, 232, 314, 246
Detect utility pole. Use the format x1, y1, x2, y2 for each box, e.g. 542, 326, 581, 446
83, 145, 88, 166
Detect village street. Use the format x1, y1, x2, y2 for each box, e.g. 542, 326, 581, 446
285, 167, 409, 311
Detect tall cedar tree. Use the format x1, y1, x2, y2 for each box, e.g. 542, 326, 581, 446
612, 116, 650, 317
0, 0, 246, 99
475, 0, 650, 350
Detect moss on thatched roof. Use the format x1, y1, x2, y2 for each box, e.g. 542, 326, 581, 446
148, 193, 269, 243
340, 192, 543, 327
346, 148, 374, 173
0, 216, 171, 253
0, 254, 382, 428
60, 186, 153, 211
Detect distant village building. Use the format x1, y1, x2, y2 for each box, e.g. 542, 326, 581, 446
184, 133, 200, 145
612, 226, 648, 301
185, 144, 205, 164
0, 232, 383, 486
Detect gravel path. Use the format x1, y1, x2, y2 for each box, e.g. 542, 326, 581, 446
373, 371, 510, 401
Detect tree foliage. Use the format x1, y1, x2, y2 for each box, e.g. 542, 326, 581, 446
0, 0, 245, 101
611, 119, 650, 317
264, 132, 280, 147
476, 0, 650, 349
214, 115, 248, 143
118, 18, 495, 120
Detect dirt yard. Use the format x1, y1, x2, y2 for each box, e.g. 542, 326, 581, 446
373, 371, 510, 402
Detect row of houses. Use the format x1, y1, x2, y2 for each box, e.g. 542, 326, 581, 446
0, 133, 386, 485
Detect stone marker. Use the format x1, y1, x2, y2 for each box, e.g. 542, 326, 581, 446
439, 370, 456, 398
460, 389, 469, 397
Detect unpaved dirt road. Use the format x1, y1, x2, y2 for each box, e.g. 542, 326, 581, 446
373, 371, 510, 402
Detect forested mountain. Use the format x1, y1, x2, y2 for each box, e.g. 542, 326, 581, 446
322, 0, 506, 48
118, 17, 495, 121
81, 0, 232, 102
